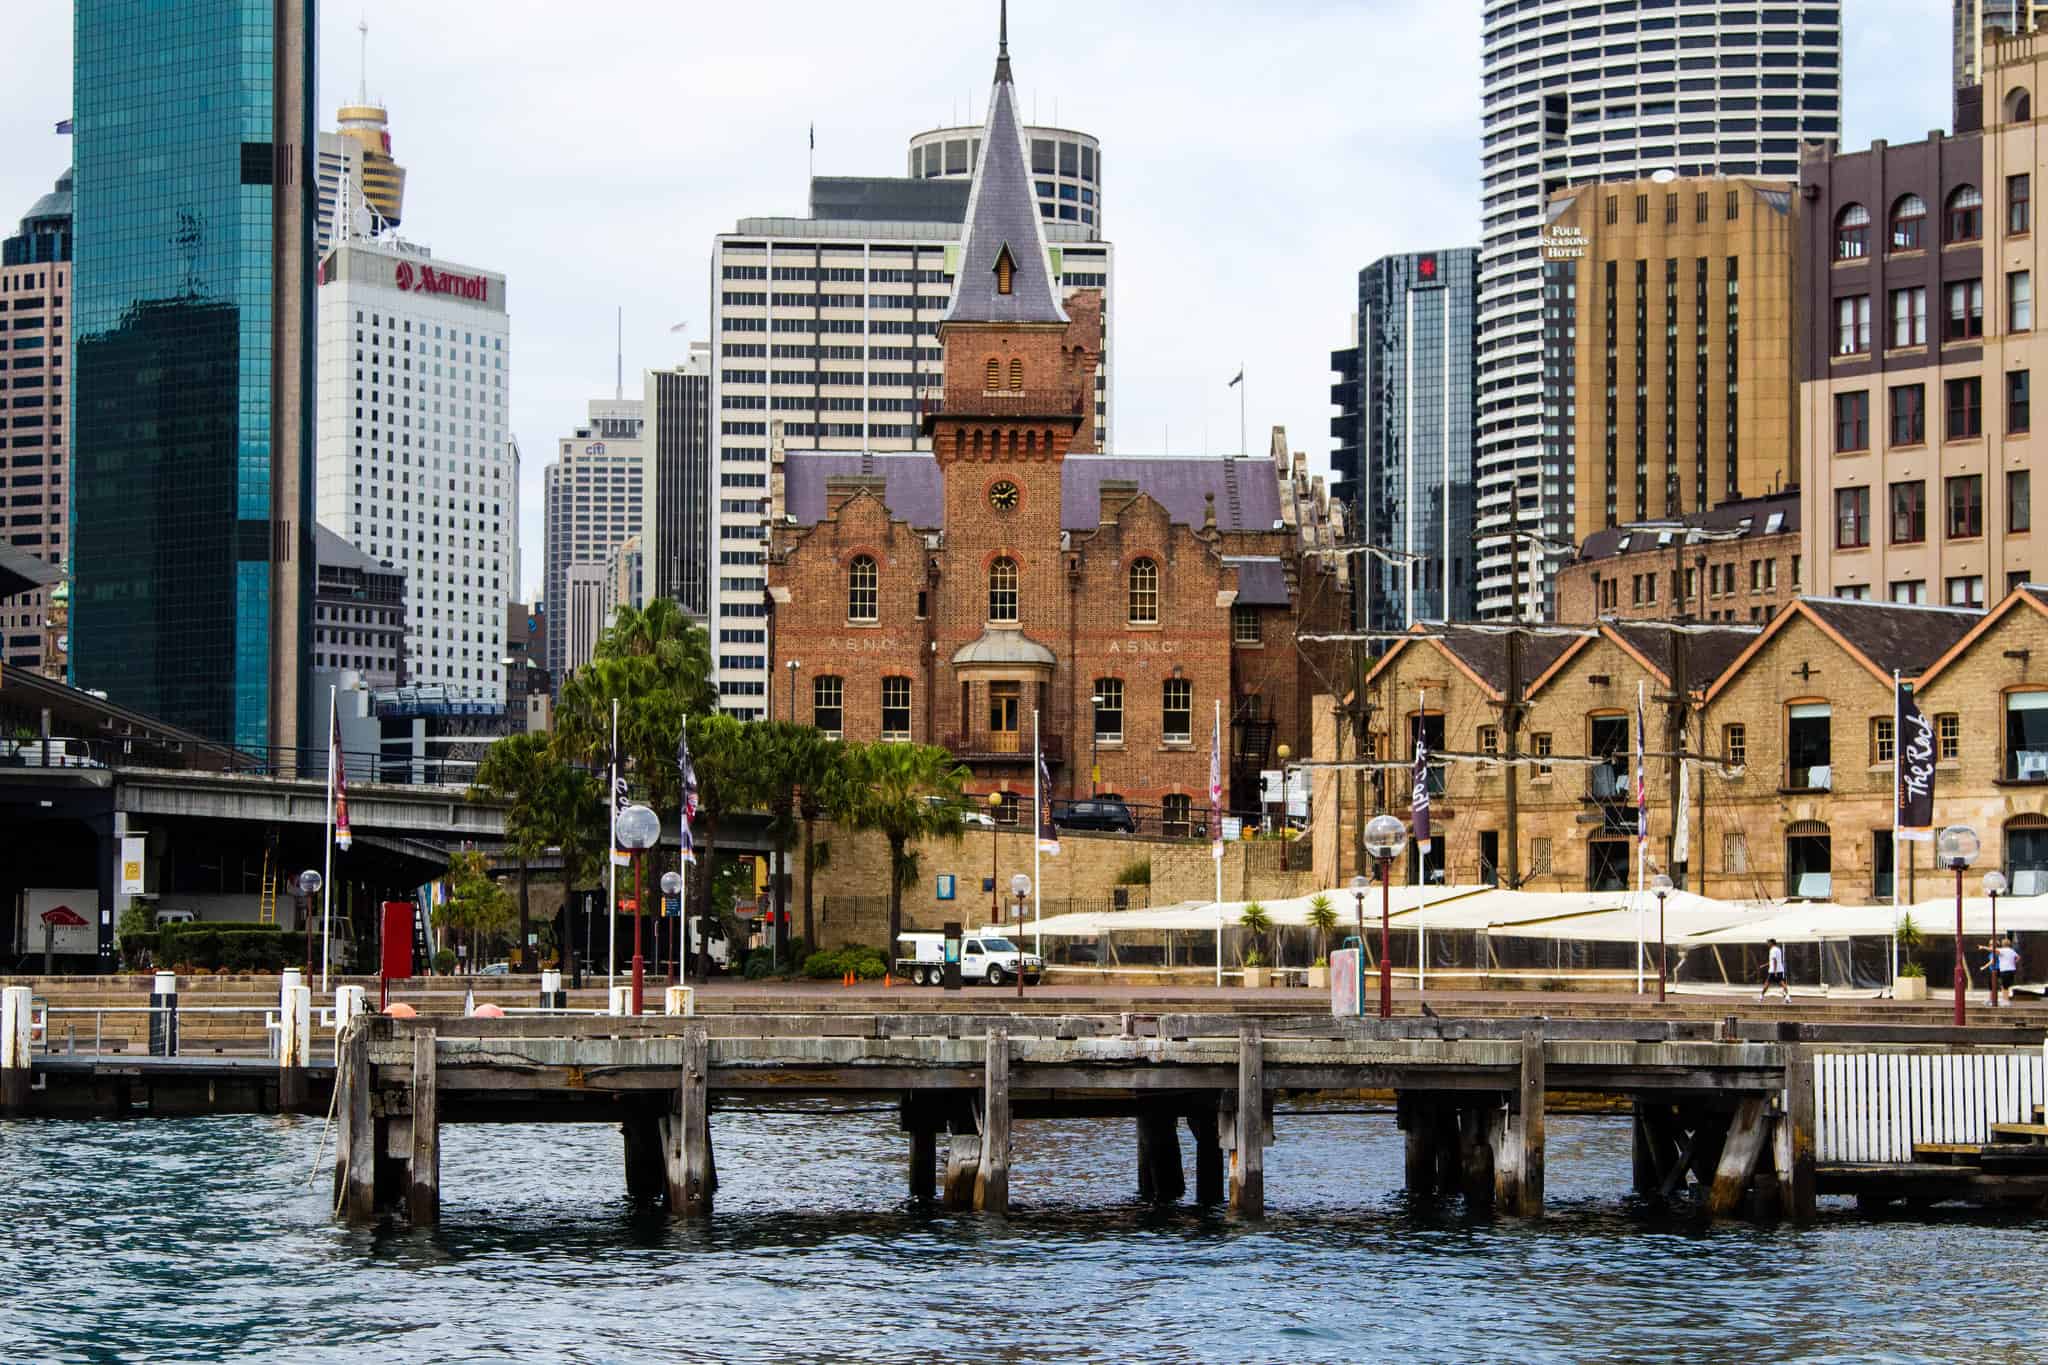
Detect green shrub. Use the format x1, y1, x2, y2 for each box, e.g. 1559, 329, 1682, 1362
801, 946, 888, 980
743, 953, 777, 981
803, 949, 844, 980
1112, 857, 1152, 886
433, 948, 457, 975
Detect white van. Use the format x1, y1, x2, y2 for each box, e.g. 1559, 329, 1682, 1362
896, 930, 1043, 987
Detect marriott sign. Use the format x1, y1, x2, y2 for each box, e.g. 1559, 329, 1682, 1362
393, 260, 489, 302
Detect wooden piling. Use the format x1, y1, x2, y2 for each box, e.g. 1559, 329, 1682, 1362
1137, 1106, 1185, 1203
1781, 1042, 1817, 1222
623, 1115, 664, 1203
337, 1022, 375, 1222
1489, 1104, 1520, 1210
1458, 1104, 1495, 1205
910, 1124, 937, 1204
1187, 1103, 1224, 1204
373, 1113, 406, 1212
1516, 1029, 1545, 1216
1706, 1095, 1771, 1216
664, 1025, 712, 1217
1231, 1023, 1264, 1219
975, 1027, 1010, 1214
408, 1029, 439, 1224
1397, 1092, 1438, 1198
0, 986, 31, 1115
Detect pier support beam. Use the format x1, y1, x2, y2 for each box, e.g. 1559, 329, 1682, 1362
944, 1116, 981, 1210
1706, 1096, 1771, 1217
663, 1025, 712, 1217
1187, 1100, 1224, 1204
0, 986, 32, 1115
335, 1023, 375, 1222
1230, 1024, 1264, 1219
622, 1115, 664, 1204
975, 1027, 1010, 1214
408, 1030, 439, 1225
1517, 1029, 1545, 1216
1780, 1042, 1816, 1223
277, 972, 310, 1111
1397, 1092, 1439, 1198
902, 1094, 943, 1205
1137, 1105, 1185, 1204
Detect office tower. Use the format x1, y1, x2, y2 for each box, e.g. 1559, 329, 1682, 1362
1959, 1, 2043, 88
1328, 250, 1479, 630
72, 0, 316, 753
1474, 3, 1841, 618
1, 168, 72, 678
644, 345, 712, 616
604, 534, 644, 621
1541, 177, 1796, 551
562, 562, 609, 678
314, 239, 513, 701
543, 399, 645, 683
1799, 37, 2048, 605
312, 525, 406, 690
504, 600, 548, 732
707, 62, 1113, 717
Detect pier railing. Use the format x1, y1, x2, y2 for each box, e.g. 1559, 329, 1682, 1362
1811, 1045, 2048, 1163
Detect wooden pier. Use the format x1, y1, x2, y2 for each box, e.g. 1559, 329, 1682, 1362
329, 1012, 1816, 1224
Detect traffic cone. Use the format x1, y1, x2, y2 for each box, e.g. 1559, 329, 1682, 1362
884, 971, 894, 989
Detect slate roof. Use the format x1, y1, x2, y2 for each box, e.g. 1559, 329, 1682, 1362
1607, 623, 1758, 685
1425, 627, 1578, 696
942, 39, 1066, 326
1800, 597, 1982, 677
0, 541, 57, 600
783, 453, 1286, 535
1225, 557, 1290, 606
1576, 491, 1799, 562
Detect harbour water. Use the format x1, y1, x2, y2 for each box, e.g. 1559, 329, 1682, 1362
2, 1107, 2044, 1363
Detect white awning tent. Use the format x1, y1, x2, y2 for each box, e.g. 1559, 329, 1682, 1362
1686, 895, 2048, 944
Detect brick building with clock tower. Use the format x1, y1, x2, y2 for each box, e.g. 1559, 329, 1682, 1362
765, 17, 1348, 825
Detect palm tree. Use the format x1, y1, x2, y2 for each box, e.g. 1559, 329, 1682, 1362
1306, 893, 1339, 965
471, 732, 555, 972
1238, 900, 1274, 967
779, 725, 849, 956
841, 741, 967, 949
684, 714, 774, 980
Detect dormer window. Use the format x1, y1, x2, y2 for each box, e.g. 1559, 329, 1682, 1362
995, 245, 1016, 295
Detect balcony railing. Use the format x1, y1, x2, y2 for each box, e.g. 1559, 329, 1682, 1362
943, 732, 1065, 764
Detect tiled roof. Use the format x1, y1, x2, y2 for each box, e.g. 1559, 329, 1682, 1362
1576, 492, 1800, 563
783, 453, 1285, 535
942, 63, 1065, 325
1801, 597, 1982, 676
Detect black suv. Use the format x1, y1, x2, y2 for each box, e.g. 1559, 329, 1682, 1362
1051, 798, 1137, 833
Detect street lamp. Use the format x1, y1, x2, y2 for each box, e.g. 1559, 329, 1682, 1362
1348, 874, 1369, 1019
298, 870, 324, 982
1938, 824, 1980, 1026
987, 791, 1004, 934
1650, 872, 1674, 1005
617, 803, 661, 1013
1010, 872, 1031, 1000
1364, 814, 1408, 1020
1271, 743, 1292, 833
1089, 693, 1105, 795
661, 869, 684, 983
1985, 869, 2009, 1008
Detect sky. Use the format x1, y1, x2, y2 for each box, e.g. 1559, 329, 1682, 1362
0, 2, 1952, 604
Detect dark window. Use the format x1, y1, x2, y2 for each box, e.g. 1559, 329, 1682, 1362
1093, 679, 1124, 742
2012, 370, 2033, 435
1787, 705, 1832, 791
2008, 693, 2048, 781
1835, 486, 1870, 548
2015, 174, 2034, 234
1162, 679, 1192, 743
1889, 384, 1925, 444
1948, 474, 1984, 538
1889, 193, 1926, 251
1833, 391, 1868, 451
1834, 202, 1869, 259
1946, 280, 1984, 340
812, 676, 844, 737
880, 676, 911, 740
2012, 469, 2033, 532
1947, 376, 1983, 438
1890, 480, 1926, 544
1949, 184, 1984, 242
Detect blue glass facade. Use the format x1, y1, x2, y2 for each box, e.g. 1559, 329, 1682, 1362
1331, 251, 1479, 631
72, 0, 315, 753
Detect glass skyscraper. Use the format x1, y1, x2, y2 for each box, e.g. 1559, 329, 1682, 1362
72, 0, 317, 754
1330, 250, 1479, 631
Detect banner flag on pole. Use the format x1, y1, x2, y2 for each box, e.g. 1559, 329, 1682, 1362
330, 704, 352, 852
1634, 682, 1648, 841
1410, 711, 1432, 853
1896, 679, 1936, 840
677, 720, 700, 864
1036, 742, 1060, 856
1209, 708, 1224, 861
1673, 750, 1691, 865
608, 716, 630, 867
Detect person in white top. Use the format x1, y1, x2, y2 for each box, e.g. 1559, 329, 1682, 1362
1760, 938, 1790, 1003
1997, 937, 2021, 1007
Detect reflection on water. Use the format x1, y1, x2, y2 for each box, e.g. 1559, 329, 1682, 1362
1, 1105, 2041, 1363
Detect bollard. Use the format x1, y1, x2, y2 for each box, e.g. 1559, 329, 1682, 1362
278, 972, 312, 1110
334, 985, 369, 1061
540, 969, 567, 1012
609, 985, 635, 1017
663, 985, 694, 1017
1, 986, 32, 1113
149, 970, 179, 1057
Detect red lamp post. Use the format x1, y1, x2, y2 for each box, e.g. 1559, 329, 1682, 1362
617, 803, 661, 1015
1937, 825, 1980, 1028
1364, 815, 1408, 1020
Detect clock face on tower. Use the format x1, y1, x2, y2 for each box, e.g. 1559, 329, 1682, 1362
988, 480, 1020, 511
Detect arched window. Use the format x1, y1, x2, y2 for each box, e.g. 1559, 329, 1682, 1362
2008, 86, 2033, 123
1835, 203, 1870, 260
1786, 820, 1831, 899
987, 557, 1019, 622
812, 675, 844, 738
2007, 813, 2048, 894
1948, 184, 1983, 243
1889, 194, 1927, 252
1126, 557, 1159, 623
846, 555, 877, 622
1009, 358, 1024, 391
985, 357, 1000, 391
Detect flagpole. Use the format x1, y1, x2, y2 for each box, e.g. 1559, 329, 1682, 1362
1213, 699, 1224, 988
1635, 680, 1646, 995
1032, 707, 1042, 957
1416, 686, 1426, 998
1892, 668, 1902, 992
608, 697, 618, 994
321, 683, 336, 993
1238, 362, 1246, 457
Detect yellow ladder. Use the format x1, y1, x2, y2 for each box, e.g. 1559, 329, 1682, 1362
259, 848, 278, 925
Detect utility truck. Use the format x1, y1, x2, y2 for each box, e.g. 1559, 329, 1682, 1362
895, 930, 1044, 987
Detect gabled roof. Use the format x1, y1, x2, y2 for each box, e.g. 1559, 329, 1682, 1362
1364, 624, 1578, 704
1914, 583, 2048, 686
1603, 622, 1759, 689
1703, 597, 1983, 701
1225, 557, 1290, 606
942, 15, 1066, 327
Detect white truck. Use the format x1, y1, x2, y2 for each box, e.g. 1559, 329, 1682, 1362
895, 930, 1044, 987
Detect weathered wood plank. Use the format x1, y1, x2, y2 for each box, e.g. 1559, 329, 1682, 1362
1137, 1106, 1185, 1204
665, 1026, 712, 1217
1518, 1030, 1544, 1217
1707, 1095, 1771, 1216
1187, 1101, 1224, 1204
1784, 1044, 1816, 1222
408, 1029, 439, 1225
340, 1024, 375, 1222
975, 1027, 1010, 1215
1231, 1024, 1264, 1219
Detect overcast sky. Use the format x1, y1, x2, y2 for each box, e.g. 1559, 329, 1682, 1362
1, 2, 1950, 603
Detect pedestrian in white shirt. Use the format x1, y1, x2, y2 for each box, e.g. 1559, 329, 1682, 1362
1760, 938, 1789, 1003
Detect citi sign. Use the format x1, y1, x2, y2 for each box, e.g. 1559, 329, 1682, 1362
393, 261, 488, 301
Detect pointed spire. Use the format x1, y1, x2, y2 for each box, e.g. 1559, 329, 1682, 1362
996, 0, 1012, 84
